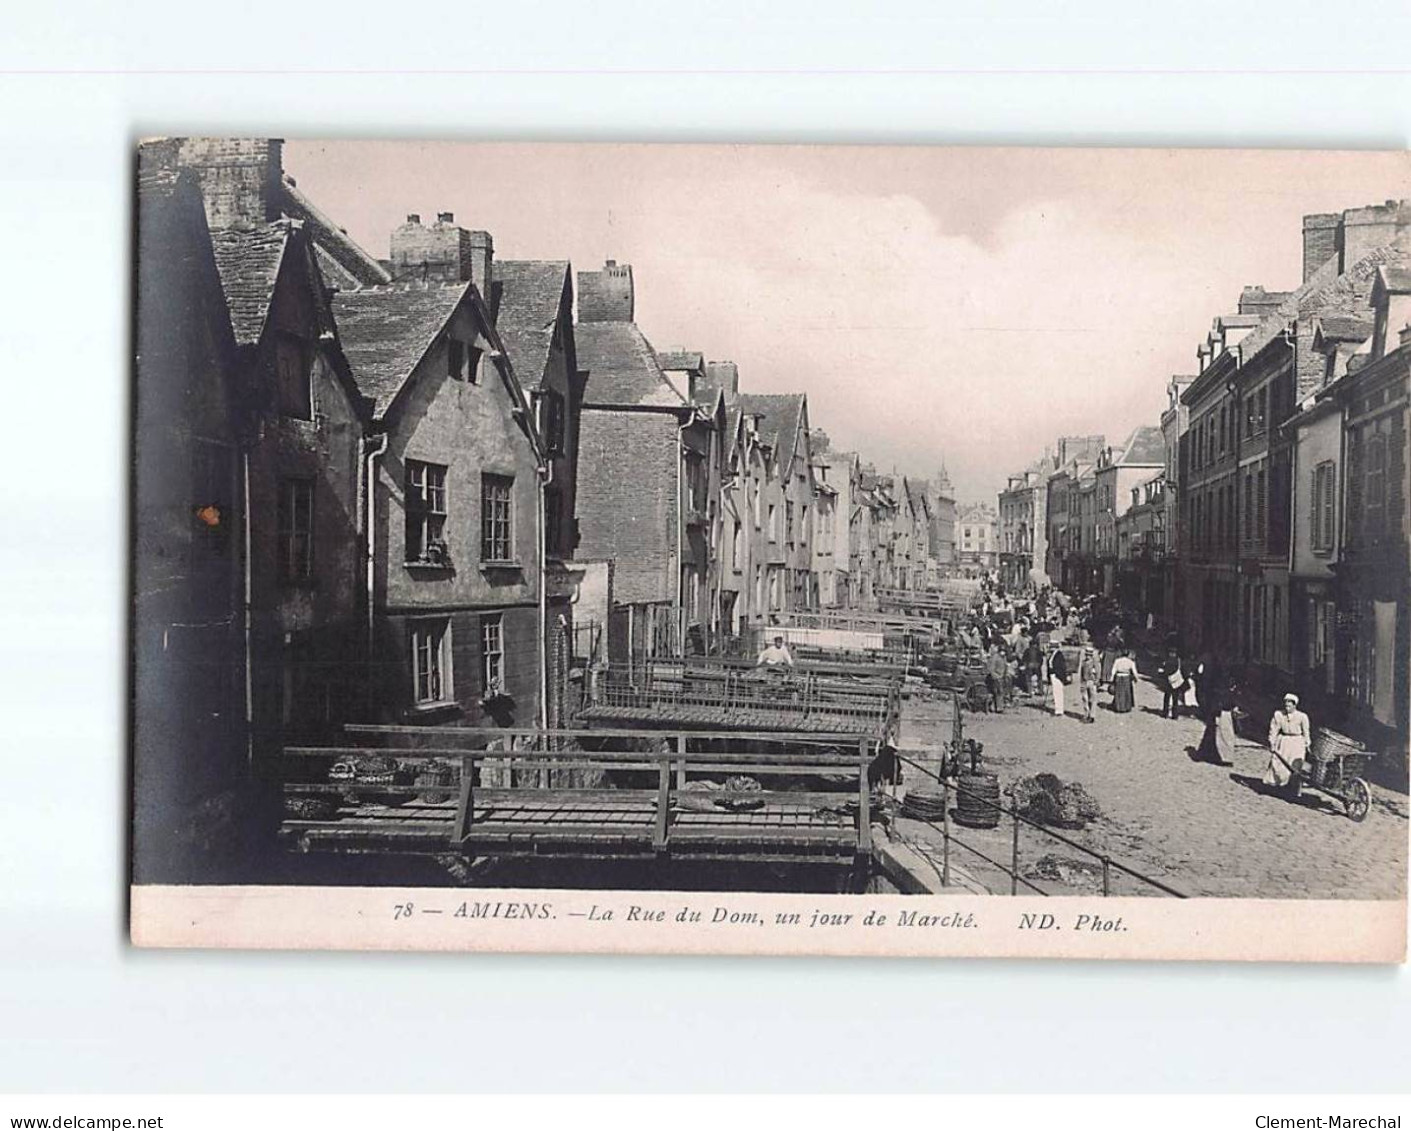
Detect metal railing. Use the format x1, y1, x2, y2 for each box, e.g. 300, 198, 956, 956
283, 724, 880, 858
896, 752, 1187, 898
587, 664, 899, 734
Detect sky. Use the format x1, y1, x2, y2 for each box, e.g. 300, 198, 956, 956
284, 142, 1408, 504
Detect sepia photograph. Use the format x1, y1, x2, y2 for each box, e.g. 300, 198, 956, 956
129, 139, 1409, 958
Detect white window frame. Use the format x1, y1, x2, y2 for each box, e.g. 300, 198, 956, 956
406, 459, 448, 563
481, 613, 504, 695
480, 473, 515, 564
410, 618, 452, 707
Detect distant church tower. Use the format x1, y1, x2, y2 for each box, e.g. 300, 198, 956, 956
934, 456, 954, 498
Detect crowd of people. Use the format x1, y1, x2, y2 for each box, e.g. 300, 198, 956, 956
944, 575, 1321, 803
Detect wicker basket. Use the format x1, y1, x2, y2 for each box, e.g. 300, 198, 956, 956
1310, 729, 1364, 761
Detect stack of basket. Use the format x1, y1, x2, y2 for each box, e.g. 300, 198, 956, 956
953, 772, 1002, 828
901, 789, 948, 823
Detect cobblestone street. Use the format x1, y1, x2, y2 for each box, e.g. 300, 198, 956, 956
898, 677, 1408, 899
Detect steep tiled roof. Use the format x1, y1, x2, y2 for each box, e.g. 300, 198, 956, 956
577, 321, 684, 408
209, 224, 291, 346
332, 282, 471, 417
737, 393, 805, 473
279, 174, 391, 288
1116, 425, 1165, 465
1239, 235, 1411, 366
494, 260, 569, 390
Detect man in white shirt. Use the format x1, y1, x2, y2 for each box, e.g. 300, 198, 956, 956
756, 635, 795, 669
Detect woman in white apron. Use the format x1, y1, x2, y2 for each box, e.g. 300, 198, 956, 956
1264, 693, 1312, 794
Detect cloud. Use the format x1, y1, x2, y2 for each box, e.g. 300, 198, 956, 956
283, 141, 1410, 504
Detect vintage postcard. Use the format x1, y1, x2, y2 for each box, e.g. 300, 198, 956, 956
130, 140, 1409, 961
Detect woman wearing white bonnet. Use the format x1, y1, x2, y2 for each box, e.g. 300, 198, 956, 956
1265, 692, 1312, 795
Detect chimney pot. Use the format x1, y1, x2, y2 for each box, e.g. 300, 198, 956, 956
406, 213, 421, 225
437, 211, 455, 225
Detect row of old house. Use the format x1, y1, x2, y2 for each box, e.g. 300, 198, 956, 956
995, 199, 1410, 755
133, 138, 976, 875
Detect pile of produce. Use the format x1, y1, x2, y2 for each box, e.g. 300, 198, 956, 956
1008, 772, 1101, 829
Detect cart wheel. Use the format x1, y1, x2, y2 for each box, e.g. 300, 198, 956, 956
1344, 778, 1371, 823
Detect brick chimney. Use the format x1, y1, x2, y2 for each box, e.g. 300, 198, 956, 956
466, 229, 494, 307
1341, 200, 1411, 270
577, 259, 635, 322
1303, 213, 1342, 283
390, 212, 473, 284
173, 137, 283, 229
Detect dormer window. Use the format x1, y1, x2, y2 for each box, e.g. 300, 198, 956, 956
275, 334, 312, 420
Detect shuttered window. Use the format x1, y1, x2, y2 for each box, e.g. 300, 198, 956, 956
1256, 468, 1267, 550
1365, 432, 1387, 537
1311, 461, 1336, 553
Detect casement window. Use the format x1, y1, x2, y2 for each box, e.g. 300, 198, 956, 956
480, 614, 504, 694
732, 520, 743, 571
767, 504, 777, 543
275, 335, 312, 420
277, 478, 314, 580
447, 337, 482, 384
481, 474, 514, 563
540, 390, 565, 456
685, 453, 708, 513
405, 460, 448, 564
410, 618, 451, 706
544, 486, 564, 557
1311, 461, 1337, 553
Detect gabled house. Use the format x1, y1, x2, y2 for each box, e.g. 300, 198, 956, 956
1180, 201, 1411, 677
737, 393, 816, 613
494, 258, 585, 725
708, 375, 773, 635
575, 262, 724, 655
955, 502, 998, 576
133, 162, 247, 880
333, 277, 547, 728
811, 442, 839, 607
814, 438, 859, 608
1093, 425, 1165, 598
209, 217, 371, 750
134, 138, 372, 877
1327, 264, 1411, 752
904, 478, 932, 590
